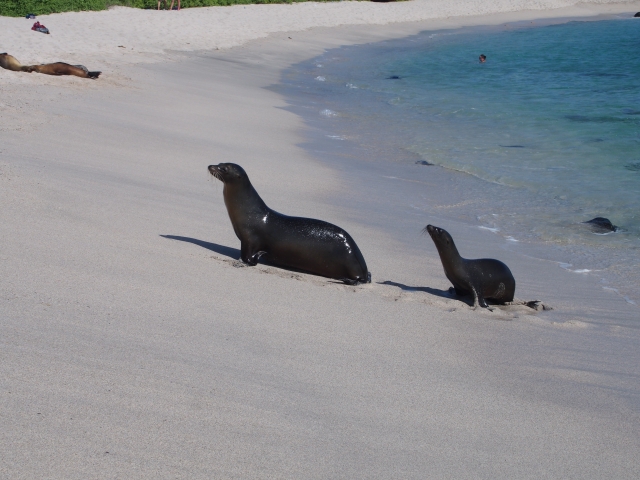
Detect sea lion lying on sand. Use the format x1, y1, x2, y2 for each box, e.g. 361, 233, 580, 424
0, 53, 100, 79
0, 53, 34, 72
29, 62, 101, 79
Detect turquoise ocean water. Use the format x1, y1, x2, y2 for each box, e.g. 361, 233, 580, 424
281, 17, 640, 304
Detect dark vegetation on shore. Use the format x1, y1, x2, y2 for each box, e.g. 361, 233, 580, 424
0, 0, 338, 17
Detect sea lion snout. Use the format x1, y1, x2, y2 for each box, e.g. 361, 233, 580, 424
207, 165, 224, 183
424, 224, 444, 239
208, 163, 247, 183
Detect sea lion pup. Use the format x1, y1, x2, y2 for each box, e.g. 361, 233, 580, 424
425, 224, 515, 310
29, 63, 101, 79
0, 53, 34, 72
208, 163, 371, 285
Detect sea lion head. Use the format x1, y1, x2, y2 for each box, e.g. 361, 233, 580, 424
208, 163, 249, 185
424, 224, 460, 257
424, 224, 452, 244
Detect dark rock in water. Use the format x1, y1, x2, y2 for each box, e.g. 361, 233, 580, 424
565, 114, 628, 124
566, 115, 591, 122
634, 12, 640, 17
624, 162, 640, 172
387, 75, 401, 79
581, 72, 628, 78
416, 160, 434, 166
583, 217, 618, 233
500, 145, 525, 148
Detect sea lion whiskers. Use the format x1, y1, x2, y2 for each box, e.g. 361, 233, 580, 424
207, 165, 225, 183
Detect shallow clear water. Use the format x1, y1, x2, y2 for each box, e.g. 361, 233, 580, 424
280, 17, 640, 304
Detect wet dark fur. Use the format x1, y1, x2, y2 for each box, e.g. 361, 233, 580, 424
425, 224, 515, 310
209, 163, 370, 285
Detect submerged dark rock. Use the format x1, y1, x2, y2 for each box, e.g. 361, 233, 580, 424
387, 75, 401, 79
583, 217, 619, 233
624, 162, 640, 172
416, 160, 434, 166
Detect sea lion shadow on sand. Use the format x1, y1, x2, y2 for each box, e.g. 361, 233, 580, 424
381, 280, 550, 313
379, 281, 459, 301
160, 234, 344, 280
160, 235, 239, 259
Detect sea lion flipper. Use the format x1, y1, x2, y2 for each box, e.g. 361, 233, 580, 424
72, 65, 101, 79
471, 287, 491, 310
342, 272, 370, 285
240, 241, 265, 266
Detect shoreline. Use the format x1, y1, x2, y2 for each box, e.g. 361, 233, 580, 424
2, 2, 640, 477
278, 16, 640, 307
2, 2, 640, 69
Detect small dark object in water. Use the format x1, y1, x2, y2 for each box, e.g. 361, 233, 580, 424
634, 12, 640, 17
581, 72, 628, 78
416, 160, 433, 166
624, 162, 640, 172
500, 145, 525, 148
584, 217, 618, 233
387, 75, 401, 79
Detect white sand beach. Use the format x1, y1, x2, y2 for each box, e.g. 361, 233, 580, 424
2, 1, 640, 478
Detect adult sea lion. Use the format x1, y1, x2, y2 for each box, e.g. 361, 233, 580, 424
208, 163, 371, 285
0, 53, 34, 72
29, 63, 101, 79
425, 224, 515, 309
0, 53, 100, 78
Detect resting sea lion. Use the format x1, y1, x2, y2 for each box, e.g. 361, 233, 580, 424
0, 53, 34, 72
583, 217, 618, 233
29, 63, 101, 79
425, 224, 515, 310
0, 53, 100, 78
208, 163, 371, 285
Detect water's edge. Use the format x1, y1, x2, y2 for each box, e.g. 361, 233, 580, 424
275, 16, 640, 308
